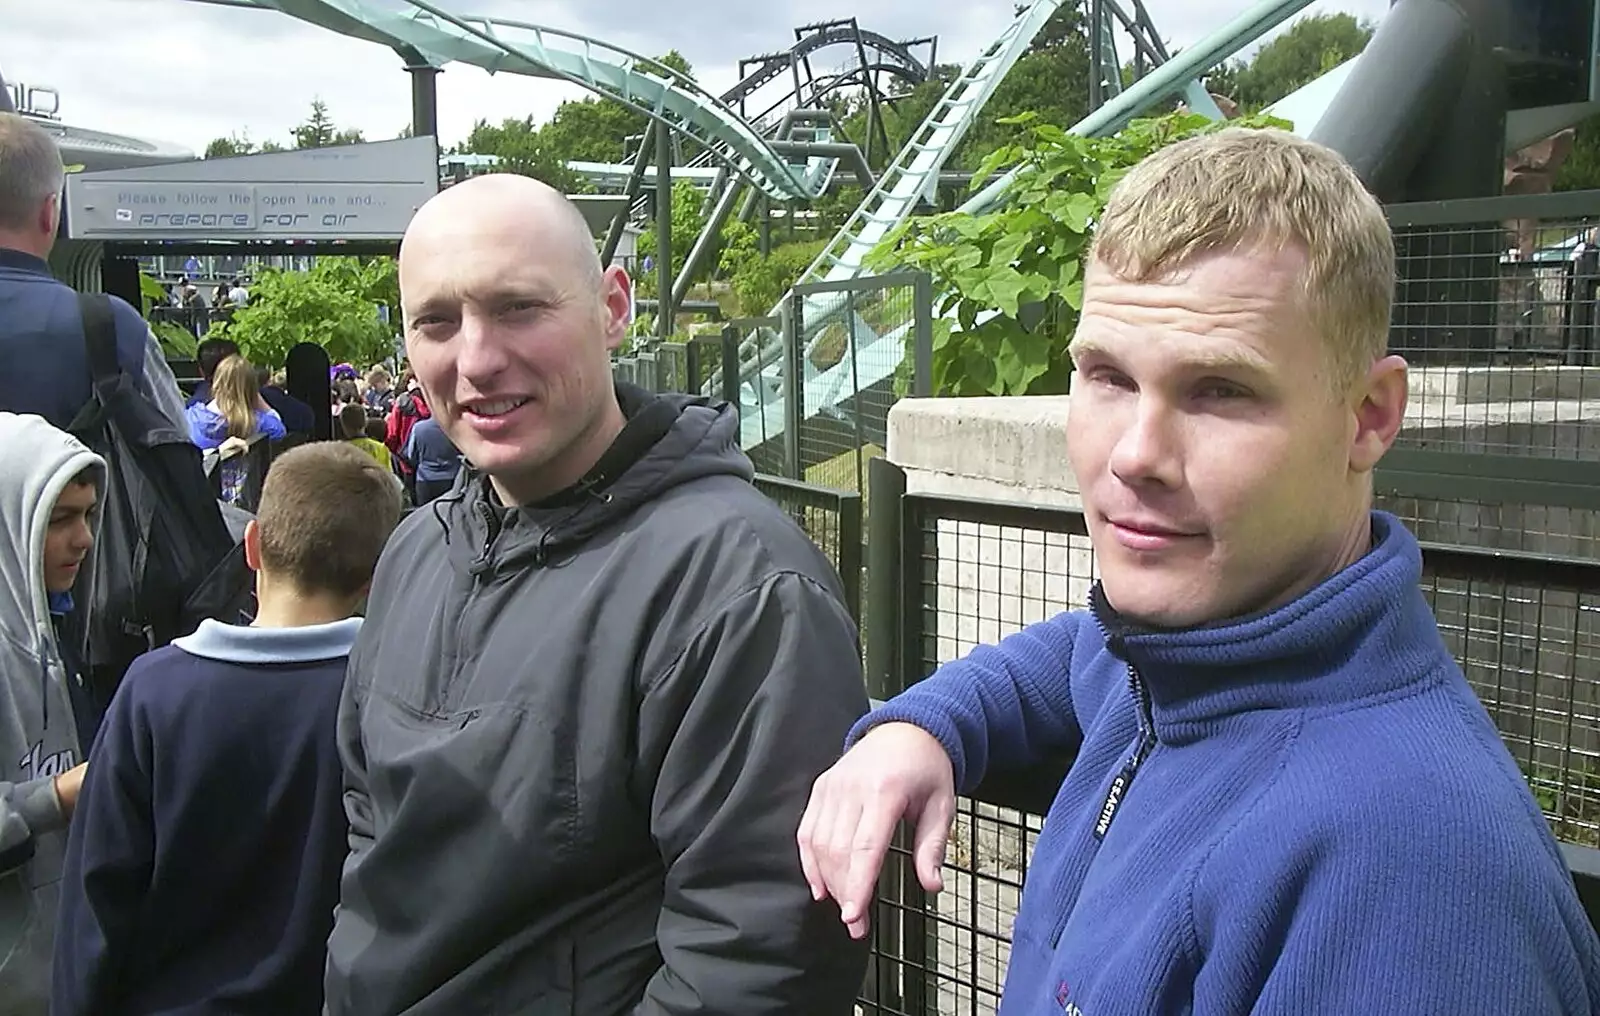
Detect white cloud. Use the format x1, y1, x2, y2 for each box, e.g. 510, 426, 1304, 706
6, 0, 1392, 156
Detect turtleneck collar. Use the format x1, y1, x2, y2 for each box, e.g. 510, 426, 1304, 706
1090, 512, 1448, 744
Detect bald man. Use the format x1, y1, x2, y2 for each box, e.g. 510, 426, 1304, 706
324, 174, 870, 1015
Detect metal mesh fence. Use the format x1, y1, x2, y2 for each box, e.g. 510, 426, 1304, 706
1388, 193, 1600, 460
787, 274, 931, 493
1420, 545, 1600, 847
864, 487, 1600, 1013
863, 498, 1095, 1016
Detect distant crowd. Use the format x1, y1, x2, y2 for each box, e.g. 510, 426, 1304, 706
181, 337, 463, 508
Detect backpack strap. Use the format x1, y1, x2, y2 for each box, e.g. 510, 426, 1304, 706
77, 293, 122, 384
68, 293, 125, 435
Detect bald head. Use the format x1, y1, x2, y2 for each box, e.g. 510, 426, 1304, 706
402, 173, 601, 293
397, 172, 634, 507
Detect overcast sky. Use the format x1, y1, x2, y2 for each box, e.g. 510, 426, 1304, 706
5, 0, 1390, 156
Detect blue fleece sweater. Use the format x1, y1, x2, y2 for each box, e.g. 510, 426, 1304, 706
855, 512, 1600, 1015
52, 617, 360, 1016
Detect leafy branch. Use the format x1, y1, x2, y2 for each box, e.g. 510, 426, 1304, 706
866, 110, 1292, 397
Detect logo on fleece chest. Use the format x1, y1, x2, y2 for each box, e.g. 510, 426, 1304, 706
1055, 981, 1086, 1016
17, 739, 77, 780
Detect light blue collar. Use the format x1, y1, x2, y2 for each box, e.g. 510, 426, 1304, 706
173, 617, 362, 664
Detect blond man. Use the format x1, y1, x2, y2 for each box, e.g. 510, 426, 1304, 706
798, 129, 1600, 1014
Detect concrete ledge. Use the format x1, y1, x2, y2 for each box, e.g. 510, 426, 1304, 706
1410, 366, 1600, 406
887, 396, 1082, 508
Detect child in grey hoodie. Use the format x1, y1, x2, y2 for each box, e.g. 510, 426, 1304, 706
0, 412, 104, 1015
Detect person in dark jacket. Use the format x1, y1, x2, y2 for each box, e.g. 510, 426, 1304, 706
399, 414, 461, 504
52, 442, 404, 1016
0, 113, 187, 433
324, 173, 870, 1015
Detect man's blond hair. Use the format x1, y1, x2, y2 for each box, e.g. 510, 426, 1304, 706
1089, 128, 1395, 388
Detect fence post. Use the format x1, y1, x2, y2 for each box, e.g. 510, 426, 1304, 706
912, 271, 934, 397
686, 338, 703, 397
864, 456, 904, 702
720, 327, 741, 410
837, 491, 864, 628
783, 292, 804, 480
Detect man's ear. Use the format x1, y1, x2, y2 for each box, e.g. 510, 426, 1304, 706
1349, 354, 1408, 474
38, 192, 60, 239
599, 266, 633, 353
243, 519, 262, 574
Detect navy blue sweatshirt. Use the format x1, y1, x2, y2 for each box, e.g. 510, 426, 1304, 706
52, 617, 360, 1016
854, 512, 1600, 1014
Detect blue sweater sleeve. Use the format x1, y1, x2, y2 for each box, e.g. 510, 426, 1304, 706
51, 674, 157, 1016
845, 612, 1083, 793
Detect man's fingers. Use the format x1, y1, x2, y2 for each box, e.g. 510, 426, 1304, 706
796, 782, 827, 901
912, 790, 954, 893
838, 806, 897, 925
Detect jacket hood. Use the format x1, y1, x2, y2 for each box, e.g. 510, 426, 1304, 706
185, 402, 229, 445
437, 385, 754, 573
0, 413, 105, 662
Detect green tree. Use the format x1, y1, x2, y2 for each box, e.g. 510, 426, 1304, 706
717, 224, 826, 317
540, 98, 647, 165
637, 178, 710, 295
458, 116, 582, 192
865, 110, 1290, 397
204, 133, 256, 159
1557, 120, 1600, 192
209, 257, 400, 370
1207, 13, 1375, 112
293, 99, 338, 149
960, 3, 1091, 166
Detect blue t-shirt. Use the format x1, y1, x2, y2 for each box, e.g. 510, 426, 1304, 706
402, 416, 462, 483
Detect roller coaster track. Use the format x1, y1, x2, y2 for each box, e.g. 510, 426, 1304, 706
207, 0, 831, 201
724, 21, 931, 109
794, 0, 1069, 293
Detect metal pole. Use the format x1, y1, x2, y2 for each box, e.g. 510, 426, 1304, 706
655, 120, 673, 345
602, 128, 655, 267
1090, 0, 1106, 112
397, 47, 441, 138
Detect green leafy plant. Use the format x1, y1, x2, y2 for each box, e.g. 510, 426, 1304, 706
717, 225, 826, 318
864, 110, 1291, 397
209, 256, 399, 370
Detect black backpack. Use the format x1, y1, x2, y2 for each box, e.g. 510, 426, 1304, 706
67, 294, 251, 701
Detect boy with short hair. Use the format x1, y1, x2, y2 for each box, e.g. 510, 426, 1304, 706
51, 442, 404, 1016
339, 403, 391, 469
0, 413, 103, 1014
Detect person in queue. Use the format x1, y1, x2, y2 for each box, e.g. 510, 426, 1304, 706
797, 128, 1600, 1014
323, 173, 870, 1014
0, 113, 187, 432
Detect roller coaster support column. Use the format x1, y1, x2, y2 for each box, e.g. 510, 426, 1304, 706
396, 45, 440, 138
1307, 0, 1472, 202
602, 129, 656, 267
656, 120, 674, 344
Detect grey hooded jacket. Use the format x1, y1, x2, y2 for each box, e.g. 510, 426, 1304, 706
325, 389, 870, 1014
0, 413, 104, 1015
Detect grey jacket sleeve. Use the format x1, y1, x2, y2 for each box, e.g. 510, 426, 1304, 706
0, 776, 66, 874
138, 327, 190, 432
634, 570, 870, 1016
